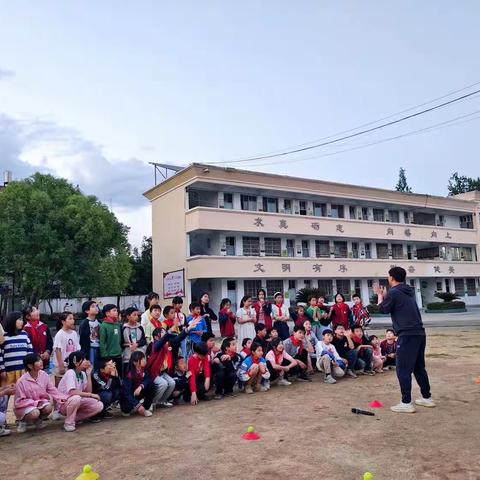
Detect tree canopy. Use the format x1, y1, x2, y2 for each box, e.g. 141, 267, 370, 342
0, 173, 132, 305
447, 172, 480, 196
127, 236, 152, 294
395, 167, 412, 193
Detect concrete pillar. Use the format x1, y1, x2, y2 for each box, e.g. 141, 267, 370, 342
360, 279, 370, 304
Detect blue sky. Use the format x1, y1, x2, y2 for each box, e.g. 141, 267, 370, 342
1, 1, 479, 247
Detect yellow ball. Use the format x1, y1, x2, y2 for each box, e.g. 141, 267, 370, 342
363, 473, 374, 480
83, 466, 92, 473
247, 426, 255, 433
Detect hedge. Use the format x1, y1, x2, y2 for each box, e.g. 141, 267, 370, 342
425, 301, 466, 311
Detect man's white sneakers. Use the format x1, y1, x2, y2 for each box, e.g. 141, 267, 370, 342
390, 402, 416, 413
415, 397, 436, 408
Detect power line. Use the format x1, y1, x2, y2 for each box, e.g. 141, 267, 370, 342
210, 83, 480, 165
240, 109, 480, 168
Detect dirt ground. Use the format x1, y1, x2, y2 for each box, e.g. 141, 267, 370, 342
1, 327, 479, 480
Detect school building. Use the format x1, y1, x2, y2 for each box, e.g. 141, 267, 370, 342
144, 164, 480, 311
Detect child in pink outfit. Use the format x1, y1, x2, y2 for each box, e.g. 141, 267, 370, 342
14, 353, 67, 433
369, 335, 386, 373
57, 350, 103, 432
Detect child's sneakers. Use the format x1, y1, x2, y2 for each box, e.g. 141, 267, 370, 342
63, 423, 76, 432
346, 369, 358, 378
50, 410, 64, 421
278, 378, 292, 386
0, 426, 11, 437
390, 402, 416, 413
415, 397, 436, 408
364, 370, 375, 376
143, 409, 153, 417
35, 418, 47, 429
259, 385, 269, 392
324, 375, 337, 384
17, 421, 27, 434
244, 386, 254, 394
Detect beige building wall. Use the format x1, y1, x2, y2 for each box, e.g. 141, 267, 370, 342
151, 186, 188, 301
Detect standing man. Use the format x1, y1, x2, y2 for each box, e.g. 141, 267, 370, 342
374, 267, 436, 413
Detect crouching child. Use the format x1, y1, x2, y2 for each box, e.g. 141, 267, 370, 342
237, 341, 270, 394
316, 329, 346, 384
92, 358, 121, 418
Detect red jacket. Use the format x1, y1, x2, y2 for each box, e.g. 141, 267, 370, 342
23, 322, 53, 369
187, 355, 211, 393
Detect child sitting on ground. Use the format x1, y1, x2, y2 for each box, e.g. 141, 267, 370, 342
172, 357, 190, 403
186, 302, 207, 358
212, 337, 241, 399
253, 323, 269, 355
351, 326, 375, 375
283, 326, 312, 382
237, 341, 271, 394
303, 319, 318, 373
265, 338, 297, 386
92, 358, 121, 418
369, 335, 386, 373
186, 342, 211, 405
315, 328, 346, 384
380, 329, 397, 369
120, 351, 155, 417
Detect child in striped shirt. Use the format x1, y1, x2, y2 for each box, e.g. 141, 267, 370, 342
0, 311, 33, 428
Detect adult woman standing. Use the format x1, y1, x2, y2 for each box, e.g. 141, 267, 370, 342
271, 292, 290, 340
199, 293, 217, 336
235, 295, 257, 351
253, 289, 273, 330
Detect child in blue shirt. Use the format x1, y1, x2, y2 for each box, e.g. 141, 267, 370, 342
186, 302, 207, 359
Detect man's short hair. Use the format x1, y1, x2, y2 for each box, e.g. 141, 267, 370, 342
388, 266, 407, 283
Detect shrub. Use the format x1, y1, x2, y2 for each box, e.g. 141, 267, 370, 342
296, 288, 332, 304
434, 292, 460, 303
426, 301, 466, 311
367, 303, 380, 314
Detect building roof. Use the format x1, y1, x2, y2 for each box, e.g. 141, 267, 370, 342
143, 163, 477, 212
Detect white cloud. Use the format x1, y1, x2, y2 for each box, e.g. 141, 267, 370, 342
0, 113, 155, 247
0, 68, 14, 80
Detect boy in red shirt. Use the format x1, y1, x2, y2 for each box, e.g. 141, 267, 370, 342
380, 329, 397, 369
186, 342, 211, 405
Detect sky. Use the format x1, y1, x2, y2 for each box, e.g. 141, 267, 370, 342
1, 1, 480, 248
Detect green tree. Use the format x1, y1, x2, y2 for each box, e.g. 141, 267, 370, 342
127, 236, 152, 294
395, 167, 412, 193
0, 173, 132, 306
447, 172, 480, 196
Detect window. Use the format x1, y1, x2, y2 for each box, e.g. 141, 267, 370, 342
352, 242, 359, 259
349, 206, 356, 219
288, 280, 296, 290
299, 201, 307, 216
450, 247, 461, 261
388, 210, 400, 223
461, 247, 473, 261
454, 278, 465, 296
318, 280, 333, 299
445, 279, 450, 293
302, 240, 310, 258
354, 280, 361, 297
466, 278, 476, 296
373, 208, 385, 222
331, 204, 344, 219
263, 197, 278, 213
410, 280, 415, 288
241, 195, 257, 211
404, 211, 410, 224
460, 215, 473, 229
224, 193, 233, 209
283, 199, 292, 214
376, 243, 389, 259
407, 244, 412, 260
334, 241, 348, 258
437, 215, 445, 227
436, 282, 442, 291
413, 212, 435, 226
244, 280, 262, 300
335, 279, 351, 300
286, 239, 295, 257
304, 280, 311, 287
362, 207, 369, 220
266, 280, 284, 297
313, 202, 327, 217
264, 237, 281, 256
226, 236, 235, 256
392, 244, 404, 259
315, 240, 330, 258
242, 236, 260, 256
364, 243, 372, 259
